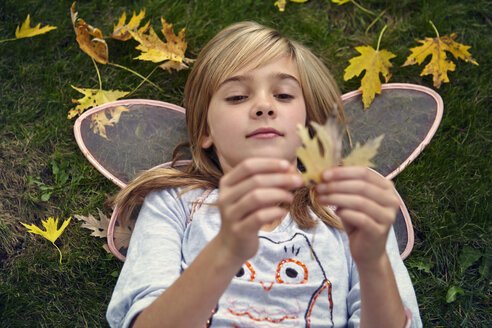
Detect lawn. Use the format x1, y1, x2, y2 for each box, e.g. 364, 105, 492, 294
0, 0, 490, 326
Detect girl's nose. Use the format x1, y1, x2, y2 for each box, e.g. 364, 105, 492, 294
255, 108, 275, 117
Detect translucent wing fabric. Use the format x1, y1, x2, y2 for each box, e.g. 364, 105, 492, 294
74, 83, 443, 261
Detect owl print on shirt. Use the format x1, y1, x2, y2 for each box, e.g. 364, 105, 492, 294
206, 233, 333, 328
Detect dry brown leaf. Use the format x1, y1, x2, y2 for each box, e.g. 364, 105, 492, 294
297, 119, 384, 184
74, 209, 109, 238
70, 2, 108, 64
342, 134, 384, 167
129, 17, 194, 72
110, 9, 150, 41
89, 106, 129, 140
113, 217, 135, 251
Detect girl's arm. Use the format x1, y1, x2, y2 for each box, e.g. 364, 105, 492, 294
316, 167, 408, 328
132, 158, 303, 328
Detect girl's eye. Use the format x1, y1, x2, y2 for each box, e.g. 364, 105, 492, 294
276, 259, 308, 284
226, 95, 247, 102
275, 94, 294, 101
235, 261, 256, 282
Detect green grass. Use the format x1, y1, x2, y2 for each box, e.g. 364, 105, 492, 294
0, 0, 490, 326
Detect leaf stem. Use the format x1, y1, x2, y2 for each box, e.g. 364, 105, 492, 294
0, 38, 17, 43
365, 8, 387, 36
52, 242, 63, 264
376, 25, 388, 51
92, 57, 102, 90
429, 20, 440, 38
350, 0, 376, 16
108, 62, 164, 93
127, 65, 159, 97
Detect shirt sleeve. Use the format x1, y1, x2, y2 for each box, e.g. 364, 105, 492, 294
346, 227, 423, 328
106, 188, 195, 328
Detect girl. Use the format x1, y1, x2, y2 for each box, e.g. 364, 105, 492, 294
107, 22, 421, 328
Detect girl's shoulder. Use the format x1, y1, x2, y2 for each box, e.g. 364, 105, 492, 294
144, 186, 216, 212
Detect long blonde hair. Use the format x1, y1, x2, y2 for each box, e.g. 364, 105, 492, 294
111, 21, 344, 230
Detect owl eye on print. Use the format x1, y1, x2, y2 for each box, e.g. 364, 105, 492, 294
206, 233, 333, 328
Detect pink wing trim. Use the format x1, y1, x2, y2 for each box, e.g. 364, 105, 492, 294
396, 191, 414, 260
341, 83, 443, 180
73, 99, 186, 189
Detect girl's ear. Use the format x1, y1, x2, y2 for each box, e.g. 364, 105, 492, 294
200, 130, 213, 149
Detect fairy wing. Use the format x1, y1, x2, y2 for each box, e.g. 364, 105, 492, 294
74, 99, 189, 188
341, 83, 443, 179
74, 83, 443, 261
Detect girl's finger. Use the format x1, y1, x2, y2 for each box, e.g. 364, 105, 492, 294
223, 188, 294, 222
317, 193, 396, 225
221, 158, 292, 187
321, 166, 394, 190
236, 207, 289, 235
316, 180, 399, 208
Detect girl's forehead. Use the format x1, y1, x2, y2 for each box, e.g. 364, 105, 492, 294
220, 55, 299, 83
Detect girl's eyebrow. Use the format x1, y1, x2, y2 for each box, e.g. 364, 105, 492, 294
219, 72, 300, 88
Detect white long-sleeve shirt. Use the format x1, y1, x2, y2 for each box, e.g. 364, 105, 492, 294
107, 188, 422, 327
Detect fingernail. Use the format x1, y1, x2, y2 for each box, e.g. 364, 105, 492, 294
279, 160, 290, 170
292, 174, 303, 185
322, 170, 333, 181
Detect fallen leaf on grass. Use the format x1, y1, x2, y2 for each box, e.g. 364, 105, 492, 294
15, 14, 57, 39
297, 119, 384, 184
274, 0, 308, 12
75, 209, 134, 254
68, 85, 129, 119
74, 209, 109, 238
20, 216, 71, 264
110, 9, 150, 41
71, 1, 108, 64
89, 106, 129, 140
129, 18, 194, 73
402, 28, 478, 88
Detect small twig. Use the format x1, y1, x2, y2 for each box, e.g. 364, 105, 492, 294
376, 25, 388, 51
109, 62, 164, 93
92, 57, 102, 90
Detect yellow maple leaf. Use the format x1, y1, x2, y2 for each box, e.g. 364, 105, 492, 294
274, 0, 308, 12
129, 17, 194, 72
68, 85, 129, 119
342, 134, 384, 167
89, 106, 129, 140
110, 9, 150, 41
402, 22, 478, 88
343, 25, 395, 109
331, 0, 350, 4
297, 119, 383, 184
70, 2, 108, 64
14, 14, 57, 39
21, 216, 71, 264
296, 120, 342, 183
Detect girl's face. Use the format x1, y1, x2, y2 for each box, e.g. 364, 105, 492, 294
202, 56, 306, 173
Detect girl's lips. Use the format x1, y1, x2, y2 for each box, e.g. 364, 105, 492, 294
246, 128, 283, 138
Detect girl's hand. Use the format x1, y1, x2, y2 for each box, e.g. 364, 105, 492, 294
216, 158, 303, 262
315, 166, 400, 266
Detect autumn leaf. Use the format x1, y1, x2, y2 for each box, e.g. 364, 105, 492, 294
402, 21, 478, 88
331, 0, 350, 4
296, 120, 342, 183
129, 17, 194, 72
20, 216, 71, 264
68, 85, 129, 119
89, 106, 129, 140
297, 119, 383, 184
113, 216, 135, 252
274, 0, 308, 12
74, 209, 110, 238
70, 2, 108, 64
14, 14, 57, 39
344, 26, 396, 109
342, 134, 384, 167
110, 9, 150, 41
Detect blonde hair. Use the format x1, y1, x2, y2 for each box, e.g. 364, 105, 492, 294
112, 21, 344, 230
